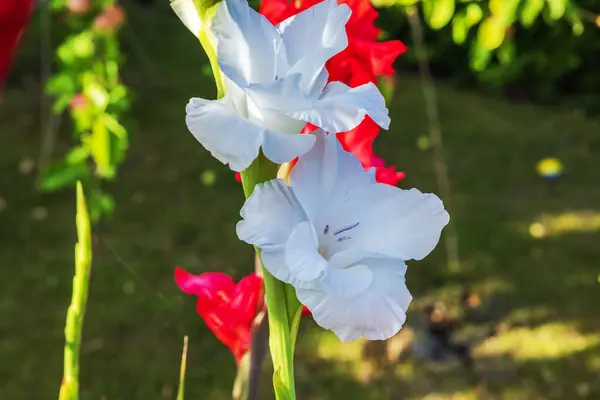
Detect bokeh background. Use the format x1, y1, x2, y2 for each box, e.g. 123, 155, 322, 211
2, 0, 600, 399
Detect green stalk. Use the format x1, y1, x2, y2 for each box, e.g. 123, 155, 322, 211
59, 182, 92, 400
198, 29, 225, 99
240, 154, 302, 400
176, 336, 189, 400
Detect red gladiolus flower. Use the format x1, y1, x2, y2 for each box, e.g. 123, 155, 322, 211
259, 0, 406, 86
0, 0, 35, 91
175, 267, 263, 364
338, 117, 405, 185
301, 119, 405, 186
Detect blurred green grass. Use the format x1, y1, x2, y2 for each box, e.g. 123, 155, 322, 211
1, 2, 600, 399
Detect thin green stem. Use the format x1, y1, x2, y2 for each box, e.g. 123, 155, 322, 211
198, 30, 225, 99
176, 335, 189, 400
59, 182, 92, 400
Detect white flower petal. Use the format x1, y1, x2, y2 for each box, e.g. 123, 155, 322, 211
171, 0, 202, 38
262, 131, 316, 164
212, 0, 282, 85
309, 68, 329, 98
297, 258, 411, 342
261, 250, 319, 289
246, 73, 313, 112
237, 178, 306, 250
349, 185, 450, 261
277, 0, 350, 92
185, 96, 264, 171
285, 221, 328, 282
290, 130, 371, 225
311, 81, 391, 132
290, 131, 449, 261
320, 263, 373, 299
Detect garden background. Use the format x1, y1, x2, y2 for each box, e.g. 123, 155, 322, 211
1, 0, 600, 398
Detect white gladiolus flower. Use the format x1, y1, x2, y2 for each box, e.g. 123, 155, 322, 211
236, 131, 450, 342
172, 0, 391, 172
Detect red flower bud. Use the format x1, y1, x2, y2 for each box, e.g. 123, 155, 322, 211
69, 93, 89, 111
67, 0, 90, 15
93, 5, 125, 33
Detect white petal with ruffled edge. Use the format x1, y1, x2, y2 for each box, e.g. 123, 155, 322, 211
290, 131, 449, 261
186, 95, 316, 171
297, 258, 411, 342
211, 0, 282, 86
185, 96, 264, 171
346, 185, 450, 261
276, 0, 350, 92
284, 221, 328, 282
283, 82, 391, 133
236, 179, 306, 250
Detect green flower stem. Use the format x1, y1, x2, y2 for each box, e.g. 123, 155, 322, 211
59, 182, 92, 400
232, 351, 251, 400
177, 336, 189, 400
198, 30, 225, 99
240, 154, 302, 400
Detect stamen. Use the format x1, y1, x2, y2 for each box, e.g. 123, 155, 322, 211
336, 236, 351, 242
324, 225, 330, 234
334, 222, 360, 236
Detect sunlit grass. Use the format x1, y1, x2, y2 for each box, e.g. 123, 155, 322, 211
475, 323, 600, 361
529, 210, 600, 239
410, 390, 479, 400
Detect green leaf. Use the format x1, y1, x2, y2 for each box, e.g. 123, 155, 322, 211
50, 0, 66, 10
88, 189, 115, 222
101, 113, 127, 138
46, 73, 76, 96
452, 12, 468, 44
53, 95, 73, 114
58, 32, 95, 64
40, 160, 89, 192
470, 39, 492, 71
85, 119, 114, 178
82, 75, 110, 112
422, 0, 456, 30
490, 0, 520, 22
371, 0, 418, 6
102, 113, 129, 167
547, 0, 567, 20
465, 3, 484, 25
109, 85, 129, 109
520, 0, 545, 27
564, 3, 584, 36
452, 4, 482, 45
66, 146, 90, 165
477, 16, 506, 51
497, 40, 516, 65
